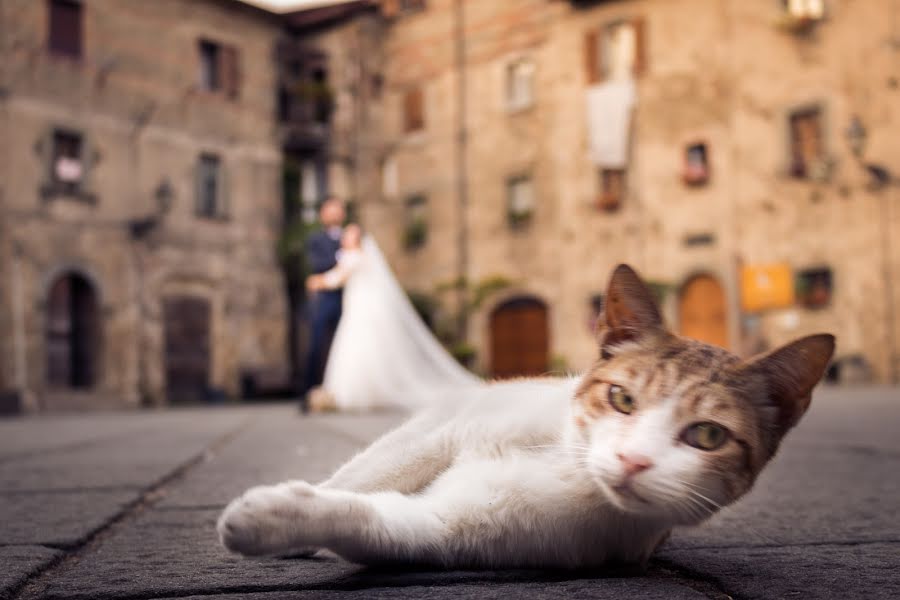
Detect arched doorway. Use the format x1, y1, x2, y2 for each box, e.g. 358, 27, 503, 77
163, 296, 211, 403
489, 297, 549, 378
679, 274, 729, 349
46, 272, 101, 388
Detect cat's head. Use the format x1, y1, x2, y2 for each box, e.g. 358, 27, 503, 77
572, 264, 834, 525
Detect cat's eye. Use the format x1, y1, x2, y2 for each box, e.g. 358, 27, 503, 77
682, 422, 730, 451
608, 385, 635, 414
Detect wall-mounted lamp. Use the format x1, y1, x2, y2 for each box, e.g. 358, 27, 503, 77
845, 115, 867, 158
154, 179, 174, 214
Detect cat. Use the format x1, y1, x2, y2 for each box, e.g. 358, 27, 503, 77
217, 264, 834, 569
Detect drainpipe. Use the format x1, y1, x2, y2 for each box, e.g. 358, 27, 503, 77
11, 242, 29, 406
454, 0, 469, 341
883, 188, 899, 384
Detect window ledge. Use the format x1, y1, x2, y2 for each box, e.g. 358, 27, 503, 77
40, 183, 97, 204
400, 130, 427, 146
195, 213, 232, 223
506, 101, 535, 116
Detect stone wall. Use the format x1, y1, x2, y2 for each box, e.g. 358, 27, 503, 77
0, 0, 288, 409
355, 0, 900, 381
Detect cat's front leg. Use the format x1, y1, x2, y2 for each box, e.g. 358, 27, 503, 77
217, 481, 446, 562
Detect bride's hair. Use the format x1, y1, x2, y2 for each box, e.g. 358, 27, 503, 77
341, 223, 363, 249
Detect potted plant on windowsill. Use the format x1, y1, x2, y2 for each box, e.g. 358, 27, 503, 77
507, 206, 533, 228
403, 218, 428, 250
682, 164, 710, 186
597, 193, 621, 212
774, 13, 818, 33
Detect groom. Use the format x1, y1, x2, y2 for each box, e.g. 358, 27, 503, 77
300, 198, 345, 412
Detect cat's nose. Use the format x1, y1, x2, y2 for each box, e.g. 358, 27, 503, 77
617, 453, 654, 477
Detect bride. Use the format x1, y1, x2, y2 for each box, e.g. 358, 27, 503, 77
306, 224, 482, 411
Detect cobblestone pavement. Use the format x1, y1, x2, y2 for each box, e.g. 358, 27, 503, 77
1, 387, 898, 599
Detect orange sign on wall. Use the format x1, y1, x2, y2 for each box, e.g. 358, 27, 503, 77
741, 264, 794, 312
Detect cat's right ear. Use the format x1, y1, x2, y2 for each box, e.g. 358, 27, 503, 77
739, 333, 835, 439
599, 264, 664, 355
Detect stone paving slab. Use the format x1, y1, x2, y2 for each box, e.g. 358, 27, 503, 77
0, 546, 63, 600
667, 441, 900, 549
157, 577, 708, 600
157, 413, 396, 509
42, 508, 709, 600
0, 408, 254, 462
658, 542, 900, 600
0, 489, 138, 547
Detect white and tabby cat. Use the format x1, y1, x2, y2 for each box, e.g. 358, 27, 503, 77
218, 264, 834, 569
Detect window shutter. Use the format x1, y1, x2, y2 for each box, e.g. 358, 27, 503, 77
220, 45, 241, 100
219, 160, 230, 218
382, 0, 400, 18
80, 135, 95, 197
632, 17, 646, 76
194, 157, 204, 216
584, 30, 601, 84
404, 88, 423, 132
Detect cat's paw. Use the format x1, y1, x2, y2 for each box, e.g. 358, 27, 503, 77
217, 481, 320, 557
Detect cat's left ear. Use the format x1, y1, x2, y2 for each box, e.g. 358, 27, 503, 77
599, 264, 664, 353
740, 334, 835, 437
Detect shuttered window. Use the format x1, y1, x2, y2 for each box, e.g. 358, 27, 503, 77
788, 107, 824, 178
198, 39, 241, 100
403, 87, 424, 133
584, 18, 646, 83
48, 0, 83, 59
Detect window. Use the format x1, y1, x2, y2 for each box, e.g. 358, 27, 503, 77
788, 106, 824, 178
403, 195, 428, 250
507, 175, 534, 229
584, 18, 646, 84
683, 142, 710, 186
199, 41, 220, 92
796, 267, 832, 309
506, 60, 534, 111
198, 40, 241, 99
598, 169, 625, 211
48, 0, 83, 59
403, 87, 424, 133
782, 0, 825, 20
51, 130, 84, 193
196, 154, 225, 219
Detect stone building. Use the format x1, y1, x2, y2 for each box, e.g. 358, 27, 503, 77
296, 0, 900, 383
0, 0, 288, 410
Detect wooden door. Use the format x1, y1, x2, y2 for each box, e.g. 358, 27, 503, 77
164, 296, 211, 403
46, 273, 99, 388
679, 275, 729, 349
490, 298, 549, 378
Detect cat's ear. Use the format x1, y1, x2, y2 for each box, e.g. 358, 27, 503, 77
740, 334, 835, 437
599, 264, 664, 353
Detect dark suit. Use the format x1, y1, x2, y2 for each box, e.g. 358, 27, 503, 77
303, 229, 343, 404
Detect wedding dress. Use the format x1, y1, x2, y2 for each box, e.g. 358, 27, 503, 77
318, 236, 483, 411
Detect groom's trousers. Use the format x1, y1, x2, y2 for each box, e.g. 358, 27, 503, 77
302, 290, 343, 406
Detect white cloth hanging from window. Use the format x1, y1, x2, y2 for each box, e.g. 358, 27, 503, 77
585, 79, 636, 169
